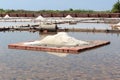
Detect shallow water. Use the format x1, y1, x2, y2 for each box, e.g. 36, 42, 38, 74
0, 22, 36, 28
58, 23, 111, 29
0, 31, 120, 80
0, 21, 111, 30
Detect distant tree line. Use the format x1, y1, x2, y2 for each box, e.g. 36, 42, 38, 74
0, 8, 111, 14
0, 1, 120, 14
111, 0, 120, 13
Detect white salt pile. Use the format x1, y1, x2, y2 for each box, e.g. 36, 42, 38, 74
117, 27, 120, 30
65, 15, 73, 19
24, 32, 89, 47
116, 22, 120, 25
4, 14, 10, 19
35, 15, 45, 21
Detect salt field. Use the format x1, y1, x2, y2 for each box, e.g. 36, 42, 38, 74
0, 18, 112, 30
1, 0, 120, 79
0, 23, 120, 80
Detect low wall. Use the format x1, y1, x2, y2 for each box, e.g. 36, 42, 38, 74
58, 28, 120, 33
0, 13, 120, 18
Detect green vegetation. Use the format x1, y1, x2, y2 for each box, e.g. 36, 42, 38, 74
0, 8, 111, 14
111, 0, 120, 13
0, 9, 33, 14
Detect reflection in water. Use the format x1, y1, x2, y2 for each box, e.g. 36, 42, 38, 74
0, 22, 36, 28
47, 52, 68, 57
58, 23, 111, 29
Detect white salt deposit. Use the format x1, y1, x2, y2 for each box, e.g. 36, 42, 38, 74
117, 27, 120, 30
39, 32, 89, 46
117, 22, 120, 25
24, 41, 41, 45
35, 15, 45, 21
4, 14, 11, 19
24, 32, 89, 47
65, 15, 73, 19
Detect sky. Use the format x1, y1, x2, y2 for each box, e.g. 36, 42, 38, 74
0, 0, 118, 11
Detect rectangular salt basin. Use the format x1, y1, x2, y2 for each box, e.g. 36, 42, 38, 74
8, 40, 110, 53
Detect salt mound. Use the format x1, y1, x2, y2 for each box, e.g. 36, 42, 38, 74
39, 32, 89, 47
24, 32, 89, 47
65, 15, 72, 19
35, 15, 45, 21
117, 22, 120, 25
4, 14, 10, 18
